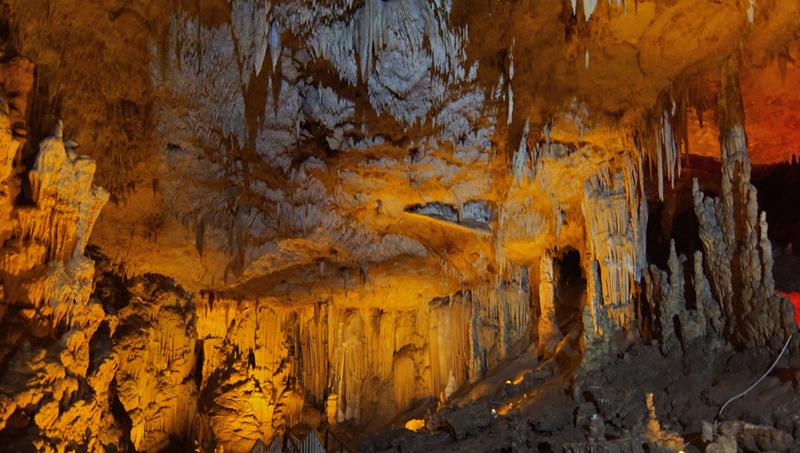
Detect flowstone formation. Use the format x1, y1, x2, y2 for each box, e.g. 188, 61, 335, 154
1, 0, 800, 452
0, 114, 113, 450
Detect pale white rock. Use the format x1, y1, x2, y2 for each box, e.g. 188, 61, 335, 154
269, 21, 281, 72
584, 0, 598, 20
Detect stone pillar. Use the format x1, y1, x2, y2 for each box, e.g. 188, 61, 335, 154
538, 250, 562, 356
690, 59, 794, 347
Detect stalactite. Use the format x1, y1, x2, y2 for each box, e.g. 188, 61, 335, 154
512, 120, 531, 185
636, 106, 683, 202
747, 0, 756, 23
507, 40, 515, 126
584, 0, 598, 19
661, 109, 678, 192
308, 0, 467, 88
269, 22, 281, 72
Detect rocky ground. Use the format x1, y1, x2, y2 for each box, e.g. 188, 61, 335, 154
361, 333, 800, 453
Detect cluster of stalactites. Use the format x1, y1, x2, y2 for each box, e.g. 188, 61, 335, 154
114, 279, 198, 452
229, 0, 281, 81
309, 0, 467, 85
580, 154, 647, 332
636, 105, 688, 201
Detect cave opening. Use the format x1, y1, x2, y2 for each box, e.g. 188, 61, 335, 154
554, 248, 586, 336
754, 160, 800, 324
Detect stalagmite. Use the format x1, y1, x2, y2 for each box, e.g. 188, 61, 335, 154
694, 251, 723, 337
690, 61, 794, 347
644, 393, 684, 450
644, 260, 676, 354
645, 240, 711, 353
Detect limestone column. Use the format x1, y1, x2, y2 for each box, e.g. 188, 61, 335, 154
538, 250, 562, 356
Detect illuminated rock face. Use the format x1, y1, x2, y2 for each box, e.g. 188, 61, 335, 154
113, 277, 198, 452
0, 0, 799, 451
0, 79, 114, 450
192, 276, 529, 450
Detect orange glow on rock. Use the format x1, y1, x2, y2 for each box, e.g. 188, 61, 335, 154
687, 47, 800, 165
777, 291, 800, 328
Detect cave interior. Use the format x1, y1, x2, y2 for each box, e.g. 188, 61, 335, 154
2, 1, 800, 452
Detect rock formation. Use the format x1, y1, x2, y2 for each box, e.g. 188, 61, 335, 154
537, 251, 562, 356
0, 107, 114, 450
638, 63, 796, 367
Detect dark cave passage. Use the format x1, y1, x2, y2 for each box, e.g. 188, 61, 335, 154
555, 248, 586, 336
753, 161, 800, 311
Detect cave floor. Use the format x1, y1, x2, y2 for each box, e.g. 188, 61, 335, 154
360, 336, 800, 453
